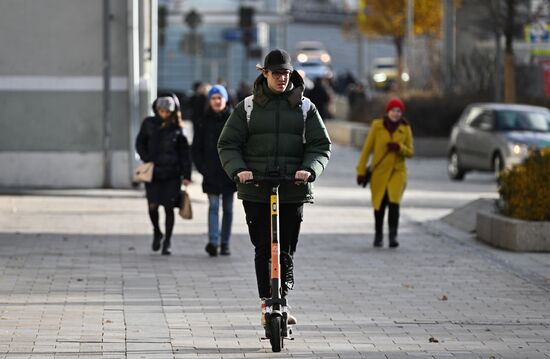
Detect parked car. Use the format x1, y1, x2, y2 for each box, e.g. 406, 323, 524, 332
447, 103, 550, 180
294, 41, 331, 64
369, 57, 409, 91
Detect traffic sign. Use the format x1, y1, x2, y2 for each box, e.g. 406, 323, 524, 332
185, 9, 202, 30
526, 21, 549, 43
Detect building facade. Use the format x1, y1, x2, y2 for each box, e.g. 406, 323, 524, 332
0, 0, 156, 188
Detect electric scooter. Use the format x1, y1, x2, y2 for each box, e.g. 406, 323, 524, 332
237, 172, 308, 352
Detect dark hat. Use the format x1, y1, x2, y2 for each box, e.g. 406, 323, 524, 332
262, 49, 293, 72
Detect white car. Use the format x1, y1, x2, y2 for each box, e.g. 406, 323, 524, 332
295, 60, 333, 80
369, 57, 409, 91
294, 41, 331, 64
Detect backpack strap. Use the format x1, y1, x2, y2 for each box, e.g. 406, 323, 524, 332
299, 97, 312, 144
244, 95, 254, 126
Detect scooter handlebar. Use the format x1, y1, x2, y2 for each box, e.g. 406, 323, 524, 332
233, 173, 313, 185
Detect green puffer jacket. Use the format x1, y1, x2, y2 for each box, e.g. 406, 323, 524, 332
217, 71, 331, 203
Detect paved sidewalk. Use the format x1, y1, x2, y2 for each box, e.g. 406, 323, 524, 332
1, 145, 549, 358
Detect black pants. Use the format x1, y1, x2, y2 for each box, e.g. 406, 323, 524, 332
243, 201, 303, 299
374, 192, 400, 235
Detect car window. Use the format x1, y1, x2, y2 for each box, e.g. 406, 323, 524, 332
375, 65, 395, 69
300, 62, 323, 67
496, 111, 518, 130
464, 107, 483, 126
470, 111, 493, 130
496, 110, 550, 132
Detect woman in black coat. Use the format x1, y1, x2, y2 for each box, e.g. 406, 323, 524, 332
135, 95, 192, 255
192, 85, 236, 256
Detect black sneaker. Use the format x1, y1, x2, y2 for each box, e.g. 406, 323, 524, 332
220, 245, 231, 255
152, 230, 163, 252
205, 243, 218, 257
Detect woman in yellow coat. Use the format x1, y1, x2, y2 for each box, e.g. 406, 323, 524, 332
356, 98, 414, 248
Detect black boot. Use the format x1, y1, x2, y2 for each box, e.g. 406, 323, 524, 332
161, 237, 171, 255
205, 243, 218, 257
389, 227, 399, 248
152, 230, 163, 252
373, 232, 383, 247
220, 245, 231, 256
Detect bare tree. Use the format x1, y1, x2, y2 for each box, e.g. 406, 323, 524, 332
478, 0, 531, 103
454, 48, 496, 97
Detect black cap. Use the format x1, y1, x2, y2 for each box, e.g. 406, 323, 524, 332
263, 49, 293, 72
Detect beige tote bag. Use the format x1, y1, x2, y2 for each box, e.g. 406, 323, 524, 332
133, 162, 154, 183
179, 187, 193, 220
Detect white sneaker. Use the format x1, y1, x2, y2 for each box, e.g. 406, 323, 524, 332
283, 305, 297, 325
287, 313, 297, 325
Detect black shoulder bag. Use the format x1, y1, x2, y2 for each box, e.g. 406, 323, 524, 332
362, 151, 390, 188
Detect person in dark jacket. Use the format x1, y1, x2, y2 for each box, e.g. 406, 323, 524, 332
218, 49, 331, 327
307, 77, 332, 119
236, 81, 252, 102
188, 82, 209, 130
135, 95, 192, 255
192, 85, 237, 257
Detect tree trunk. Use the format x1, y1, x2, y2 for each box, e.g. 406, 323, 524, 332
394, 36, 404, 93
504, 53, 516, 103
503, 0, 516, 103
427, 37, 440, 93
494, 32, 503, 102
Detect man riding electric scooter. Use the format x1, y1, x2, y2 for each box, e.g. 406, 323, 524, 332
218, 49, 331, 336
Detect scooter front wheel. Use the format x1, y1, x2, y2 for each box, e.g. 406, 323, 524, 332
269, 316, 283, 352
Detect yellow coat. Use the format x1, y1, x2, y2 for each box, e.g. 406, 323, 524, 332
356, 119, 414, 210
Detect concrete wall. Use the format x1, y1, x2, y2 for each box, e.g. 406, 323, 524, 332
477, 210, 550, 252
0, 92, 129, 151
0, 0, 154, 188
0, 1, 129, 74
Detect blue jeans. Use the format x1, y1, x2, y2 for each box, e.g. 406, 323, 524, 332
207, 193, 234, 247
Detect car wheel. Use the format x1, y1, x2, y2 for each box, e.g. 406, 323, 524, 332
493, 152, 505, 179
448, 150, 466, 181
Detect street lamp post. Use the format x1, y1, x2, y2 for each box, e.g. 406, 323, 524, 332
357, 32, 364, 80
443, 0, 455, 94
185, 9, 203, 84
127, 0, 140, 186
103, 0, 112, 188
405, 0, 414, 87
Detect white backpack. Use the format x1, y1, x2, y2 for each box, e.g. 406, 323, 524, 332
243, 95, 311, 144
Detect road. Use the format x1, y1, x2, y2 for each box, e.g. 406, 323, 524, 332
306, 145, 497, 234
